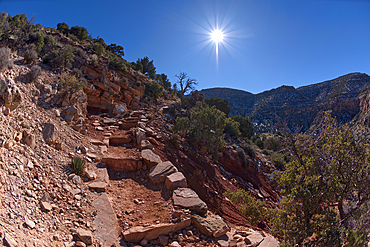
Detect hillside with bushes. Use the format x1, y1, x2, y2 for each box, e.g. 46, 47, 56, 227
0, 12, 370, 247
201, 72, 370, 132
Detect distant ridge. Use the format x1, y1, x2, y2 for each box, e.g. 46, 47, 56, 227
201, 73, 370, 132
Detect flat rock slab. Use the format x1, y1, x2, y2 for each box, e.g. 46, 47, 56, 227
102, 156, 142, 171
141, 149, 162, 168
246, 232, 265, 247
92, 193, 121, 246
123, 218, 191, 243
165, 172, 187, 191
191, 214, 229, 237
148, 161, 178, 184
88, 182, 107, 192
257, 235, 279, 247
172, 188, 208, 215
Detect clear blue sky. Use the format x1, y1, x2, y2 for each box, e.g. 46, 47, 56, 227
1, 0, 369, 94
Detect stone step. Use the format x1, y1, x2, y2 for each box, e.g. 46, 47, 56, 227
141, 149, 162, 168
148, 161, 178, 184
165, 172, 187, 191
122, 218, 191, 243
102, 156, 142, 171
172, 188, 208, 215
92, 193, 121, 246
109, 136, 132, 146
119, 121, 137, 130
191, 214, 230, 238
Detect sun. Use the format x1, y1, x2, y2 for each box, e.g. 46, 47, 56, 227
211, 29, 224, 43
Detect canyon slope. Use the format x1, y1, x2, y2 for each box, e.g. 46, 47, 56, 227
201, 73, 370, 132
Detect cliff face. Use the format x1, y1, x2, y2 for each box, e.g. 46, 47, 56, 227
201, 73, 370, 132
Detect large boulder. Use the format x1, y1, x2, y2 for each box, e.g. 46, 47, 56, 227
148, 161, 177, 184
0, 76, 22, 110
172, 188, 208, 215
42, 123, 58, 145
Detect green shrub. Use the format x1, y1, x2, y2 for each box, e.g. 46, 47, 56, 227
23, 48, 38, 64
232, 115, 254, 139
42, 50, 58, 65
109, 56, 127, 72
44, 35, 57, 46
70, 25, 88, 41
173, 102, 226, 159
90, 58, 97, 66
0, 47, 13, 72
270, 153, 285, 170
185, 90, 204, 108
57, 22, 69, 34
59, 72, 84, 94
25, 65, 41, 82
145, 80, 163, 99
172, 117, 190, 137
42, 45, 74, 68
224, 117, 241, 138
254, 139, 264, 149
71, 156, 85, 175
67, 33, 79, 42
89, 43, 105, 56
225, 189, 267, 226
106, 43, 124, 57
74, 47, 87, 59
205, 97, 230, 116
264, 136, 281, 152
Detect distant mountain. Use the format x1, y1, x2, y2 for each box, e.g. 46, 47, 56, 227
201, 73, 370, 132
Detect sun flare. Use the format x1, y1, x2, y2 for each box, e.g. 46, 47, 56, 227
211, 29, 224, 43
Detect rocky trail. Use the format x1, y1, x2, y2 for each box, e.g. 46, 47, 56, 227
0, 53, 279, 247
